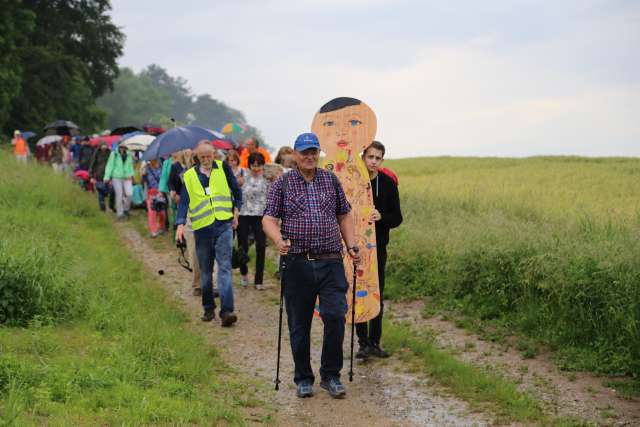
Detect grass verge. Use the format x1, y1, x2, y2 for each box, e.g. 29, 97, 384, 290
0, 152, 269, 425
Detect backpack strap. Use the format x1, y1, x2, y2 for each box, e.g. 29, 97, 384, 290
281, 171, 291, 215
280, 169, 339, 214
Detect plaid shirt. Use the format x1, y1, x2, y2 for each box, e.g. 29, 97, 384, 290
264, 168, 351, 254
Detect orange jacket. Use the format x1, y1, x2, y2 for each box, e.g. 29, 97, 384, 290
240, 147, 272, 168
12, 137, 28, 156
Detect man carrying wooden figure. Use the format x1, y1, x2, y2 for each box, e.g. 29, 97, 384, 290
355, 140, 403, 358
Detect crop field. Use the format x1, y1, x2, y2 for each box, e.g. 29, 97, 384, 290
383, 156, 640, 377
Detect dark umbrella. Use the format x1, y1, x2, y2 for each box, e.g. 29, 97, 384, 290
110, 126, 143, 136
141, 125, 215, 161
44, 119, 80, 136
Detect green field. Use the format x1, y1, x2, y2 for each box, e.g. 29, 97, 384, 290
0, 151, 264, 425
383, 156, 640, 377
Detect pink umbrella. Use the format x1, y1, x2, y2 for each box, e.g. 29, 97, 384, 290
211, 138, 234, 150
90, 135, 121, 148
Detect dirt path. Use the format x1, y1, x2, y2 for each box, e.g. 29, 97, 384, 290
117, 221, 492, 427
394, 302, 640, 426
117, 221, 639, 426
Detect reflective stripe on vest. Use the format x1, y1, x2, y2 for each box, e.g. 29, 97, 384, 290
183, 162, 233, 230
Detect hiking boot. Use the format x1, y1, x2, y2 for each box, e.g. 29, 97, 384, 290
320, 377, 346, 398
355, 345, 370, 359
201, 310, 215, 322
296, 381, 314, 398
369, 344, 390, 358
254, 284, 264, 291
192, 287, 202, 296
221, 312, 237, 327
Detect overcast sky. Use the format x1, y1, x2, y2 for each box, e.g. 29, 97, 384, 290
110, 0, 639, 158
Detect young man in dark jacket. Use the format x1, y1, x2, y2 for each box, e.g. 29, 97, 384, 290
89, 142, 114, 211
356, 140, 403, 359
77, 137, 95, 171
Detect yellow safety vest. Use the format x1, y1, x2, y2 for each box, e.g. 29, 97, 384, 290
183, 162, 233, 230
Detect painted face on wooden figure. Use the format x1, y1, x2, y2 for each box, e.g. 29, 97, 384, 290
311, 97, 377, 159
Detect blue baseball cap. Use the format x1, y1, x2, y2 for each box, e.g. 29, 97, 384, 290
294, 132, 320, 152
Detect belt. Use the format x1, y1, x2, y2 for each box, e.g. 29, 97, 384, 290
291, 252, 342, 261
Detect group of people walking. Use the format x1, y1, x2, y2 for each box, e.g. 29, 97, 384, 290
10, 127, 403, 401
173, 131, 402, 400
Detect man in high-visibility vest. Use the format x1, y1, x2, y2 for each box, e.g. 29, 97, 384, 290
175, 141, 243, 327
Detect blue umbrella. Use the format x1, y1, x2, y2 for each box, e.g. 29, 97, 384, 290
141, 125, 215, 161
21, 131, 36, 140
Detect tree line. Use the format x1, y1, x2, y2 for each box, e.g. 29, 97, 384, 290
97, 64, 262, 142
1, 0, 259, 141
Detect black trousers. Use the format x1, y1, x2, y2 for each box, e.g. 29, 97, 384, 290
237, 215, 266, 285
284, 256, 348, 384
356, 244, 387, 346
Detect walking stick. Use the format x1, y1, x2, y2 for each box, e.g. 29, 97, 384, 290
349, 261, 358, 382
274, 236, 288, 391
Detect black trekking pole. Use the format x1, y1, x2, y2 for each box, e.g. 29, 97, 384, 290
349, 259, 358, 382
274, 236, 288, 391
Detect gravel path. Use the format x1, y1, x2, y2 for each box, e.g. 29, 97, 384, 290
117, 221, 491, 426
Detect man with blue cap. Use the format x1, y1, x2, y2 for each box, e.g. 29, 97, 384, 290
263, 132, 361, 399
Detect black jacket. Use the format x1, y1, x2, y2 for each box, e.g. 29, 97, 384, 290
78, 145, 96, 171
371, 172, 402, 248
89, 149, 111, 181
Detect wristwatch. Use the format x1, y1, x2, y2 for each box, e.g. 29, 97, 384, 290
348, 246, 360, 253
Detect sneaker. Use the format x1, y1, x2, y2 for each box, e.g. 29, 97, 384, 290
296, 381, 314, 398
192, 287, 202, 296
124, 210, 131, 217
368, 344, 390, 358
320, 377, 346, 399
201, 310, 215, 322
254, 284, 264, 291
240, 277, 248, 288
221, 312, 238, 327
355, 345, 370, 359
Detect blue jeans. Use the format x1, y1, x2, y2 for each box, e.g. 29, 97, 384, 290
195, 222, 234, 316
283, 256, 348, 385
95, 180, 114, 211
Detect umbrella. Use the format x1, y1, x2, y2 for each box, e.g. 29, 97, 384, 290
220, 122, 246, 134
111, 126, 143, 136
36, 135, 62, 146
120, 133, 155, 151
44, 120, 80, 136
89, 135, 121, 148
211, 139, 234, 150
143, 123, 166, 136
142, 125, 215, 161
20, 131, 36, 140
